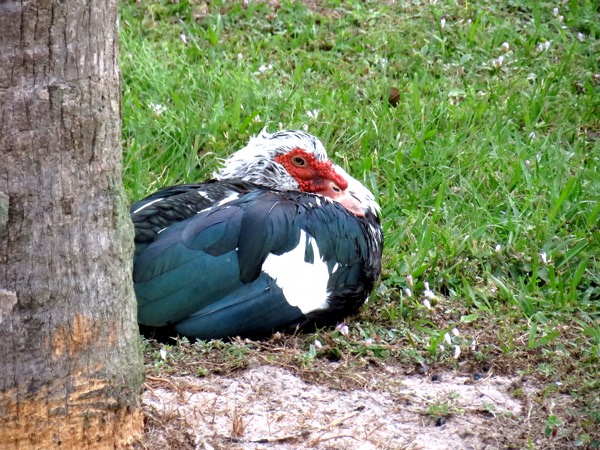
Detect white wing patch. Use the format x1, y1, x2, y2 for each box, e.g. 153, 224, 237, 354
215, 192, 241, 207
132, 197, 163, 214
261, 231, 330, 314
196, 192, 242, 214
197, 190, 213, 202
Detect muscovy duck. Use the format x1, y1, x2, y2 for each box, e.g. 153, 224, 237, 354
131, 130, 383, 339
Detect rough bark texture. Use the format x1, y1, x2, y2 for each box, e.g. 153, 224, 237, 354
0, 0, 143, 448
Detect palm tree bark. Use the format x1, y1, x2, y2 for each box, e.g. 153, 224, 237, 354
0, 0, 143, 447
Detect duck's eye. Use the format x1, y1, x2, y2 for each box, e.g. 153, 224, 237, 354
292, 156, 306, 167
331, 184, 342, 193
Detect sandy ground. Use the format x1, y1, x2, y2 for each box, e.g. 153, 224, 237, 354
141, 363, 533, 449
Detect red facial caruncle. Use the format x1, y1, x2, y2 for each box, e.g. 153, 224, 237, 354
275, 148, 365, 217
275, 148, 348, 192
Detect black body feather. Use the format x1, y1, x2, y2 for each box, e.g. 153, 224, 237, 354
131, 179, 382, 339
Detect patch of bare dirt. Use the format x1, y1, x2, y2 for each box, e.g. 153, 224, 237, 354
139, 364, 533, 449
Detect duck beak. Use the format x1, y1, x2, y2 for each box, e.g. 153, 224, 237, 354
316, 181, 366, 217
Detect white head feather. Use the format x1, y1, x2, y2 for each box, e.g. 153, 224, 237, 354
332, 164, 381, 217
215, 129, 329, 191
216, 129, 380, 218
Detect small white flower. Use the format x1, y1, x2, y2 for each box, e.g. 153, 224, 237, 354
380, 57, 388, 66
406, 274, 414, 287
451, 328, 460, 337
544, 41, 551, 50
314, 339, 323, 349
552, 7, 559, 16
495, 244, 502, 252
301, 123, 309, 131
306, 109, 320, 120
336, 323, 349, 337
159, 348, 168, 360
501, 42, 510, 53
148, 102, 167, 117
525, 159, 531, 166
404, 288, 413, 298
180, 33, 187, 44
577, 32, 585, 42
237, 53, 243, 60
529, 131, 536, 140
423, 299, 432, 309
470, 339, 477, 351
494, 55, 504, 68
278, 122, 284, 130
540, 252, 548, 264
440, 18, 446, 29
467, 18, 472, 24
558, 15, 564, 22
453, 345, 461, 359
438, 344, 445, 352
257, 64, 273, 73
444, 333, 452, 345
423, 282, 435, 299
365, 338, 373, 345
252, 115, 262, 123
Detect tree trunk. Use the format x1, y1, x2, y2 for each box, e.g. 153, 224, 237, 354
0, 0, 143, 448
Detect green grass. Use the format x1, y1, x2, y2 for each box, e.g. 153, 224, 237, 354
120, 0, 599, 447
